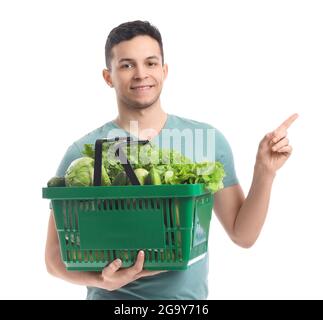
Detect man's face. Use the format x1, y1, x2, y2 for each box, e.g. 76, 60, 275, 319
103, 35, 168, 110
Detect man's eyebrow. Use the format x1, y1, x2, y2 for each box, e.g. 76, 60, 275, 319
146, 55, 160, 60
118, 56, 160, 63
118, 58, 134, 63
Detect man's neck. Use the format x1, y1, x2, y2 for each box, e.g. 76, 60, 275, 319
114, 102, 168, 140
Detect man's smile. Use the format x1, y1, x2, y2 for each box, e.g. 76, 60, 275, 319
130, 85, 155, 91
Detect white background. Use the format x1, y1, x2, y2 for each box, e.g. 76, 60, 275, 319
0, 0, 322, 300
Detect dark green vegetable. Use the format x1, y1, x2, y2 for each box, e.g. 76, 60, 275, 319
47, 176, 66, 187
112, 171, 128, 186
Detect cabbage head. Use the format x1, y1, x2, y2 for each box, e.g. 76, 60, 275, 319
65, 157, 111, 186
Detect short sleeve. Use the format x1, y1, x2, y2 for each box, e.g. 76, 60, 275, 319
55, 143, 83, 177
215, 130, 239, 188
49, 143, 83, 210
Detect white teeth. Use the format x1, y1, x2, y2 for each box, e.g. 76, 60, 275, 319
133, 86, 151, 90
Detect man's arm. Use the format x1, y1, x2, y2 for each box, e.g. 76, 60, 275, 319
45, 211, 101, 286
214, 166, 274, 248
213, 114, 298, 248
45, 211, 163, 291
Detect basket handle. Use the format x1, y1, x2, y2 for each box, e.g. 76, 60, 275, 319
93, 137, 150, 186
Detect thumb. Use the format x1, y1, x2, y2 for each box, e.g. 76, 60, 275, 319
264, 132, 275, 142
258, 132, 275, 152
260, 132, 275, 147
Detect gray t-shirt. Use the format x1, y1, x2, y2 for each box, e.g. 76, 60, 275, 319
54, 114, 239, 300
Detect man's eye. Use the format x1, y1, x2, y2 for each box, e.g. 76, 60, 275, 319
148, 62, 157, 67
121, 64, 133, 69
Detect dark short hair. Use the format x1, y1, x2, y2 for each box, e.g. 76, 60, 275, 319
105, 20, 164, 69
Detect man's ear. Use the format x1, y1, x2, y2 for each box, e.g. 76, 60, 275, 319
103, 69, 114, 88
162, 63, 168, 81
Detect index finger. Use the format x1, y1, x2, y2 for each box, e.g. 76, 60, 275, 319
277, 113, 299, 130
102, 258, 122, 277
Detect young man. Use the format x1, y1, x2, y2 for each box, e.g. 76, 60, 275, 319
45, 20, 298, 300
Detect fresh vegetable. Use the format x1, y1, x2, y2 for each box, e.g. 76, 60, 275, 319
146, 167, 162, 185
112, 171, 128, 186
133, 168, 149, 185
164, 170, 175, 184
47, 176, 66, 187
65, 157, 93, 187
65, 156, 111, 187
81, 142, 226, 193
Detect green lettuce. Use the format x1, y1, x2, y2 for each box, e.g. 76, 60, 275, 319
82, 142, 225, 193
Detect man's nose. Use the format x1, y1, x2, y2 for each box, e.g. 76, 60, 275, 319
133, 65, 148, 80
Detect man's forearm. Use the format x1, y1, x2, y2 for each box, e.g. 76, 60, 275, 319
233, 164, 276, 247
46, 248, 102, 288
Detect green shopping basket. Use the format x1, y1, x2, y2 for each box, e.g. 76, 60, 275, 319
42, 138, 214, 271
